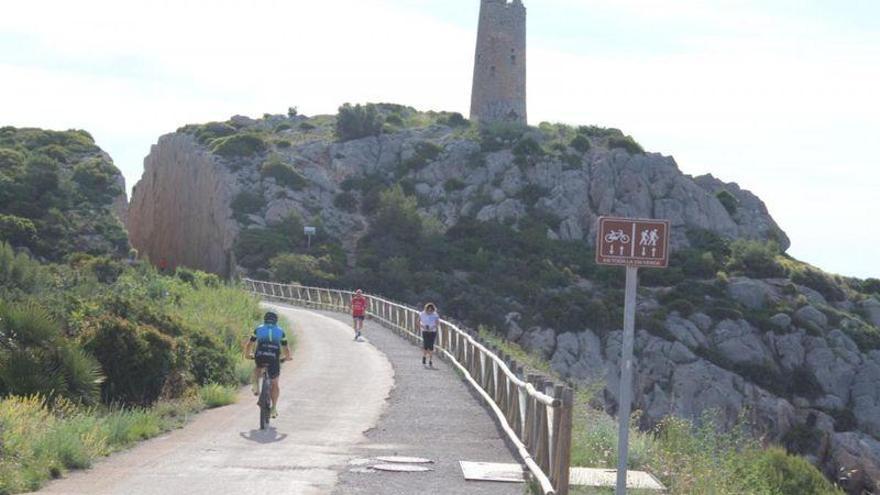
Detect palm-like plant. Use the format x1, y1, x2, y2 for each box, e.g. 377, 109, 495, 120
0, 302, 103, 404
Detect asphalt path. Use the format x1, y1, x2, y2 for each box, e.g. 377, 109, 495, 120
34, 305, 393, 495
327, 311, 522, 495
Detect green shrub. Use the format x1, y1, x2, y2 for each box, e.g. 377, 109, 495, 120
274, 123, 292, 132
738, 447, 839, 494
707, 303, 744, 321
230, 190, 266, 218
260, 159, 307, 190
186, 330, 236, 386
298, 122, 316, 131
0, 213, 37, 246
443, 112, 469, 127
861, 278, 880, 294
0, 148, 24, 169
607, 135, 645, 154
199, 383, 237, 408
0, 241, 44, 293
716, 190, 739, 215
516, 184, 549, 206
727, 240, 785, 278
211, 133, 268, 158
335, 103, 383, 141
400, 141, 443, 172
81, 316, 181, 405
790, 265, 846, 302
269, 253, 336, 285
479, 122, 527, 152
444, 178, 466, 192
570, 134, 591, 153
192, 122, 236, 144
274, 139, 291, 149
668, 299, 696, 316
333, 191, 359, 212
233, 228, 291, 271
577, 125, 623, 138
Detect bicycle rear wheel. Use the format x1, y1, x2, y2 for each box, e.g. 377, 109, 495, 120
259, 374, 271, 430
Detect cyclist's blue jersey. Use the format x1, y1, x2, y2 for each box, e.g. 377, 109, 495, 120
251, 324, 287, 359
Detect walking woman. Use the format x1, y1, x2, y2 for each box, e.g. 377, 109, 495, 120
419, 303, 440, 367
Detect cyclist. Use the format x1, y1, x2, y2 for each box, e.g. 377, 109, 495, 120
419, 303, 440, 368
351, 289, 368, 340
245, 311, 292, 418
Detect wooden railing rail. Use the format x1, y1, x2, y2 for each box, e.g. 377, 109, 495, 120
243, 279, 573, 495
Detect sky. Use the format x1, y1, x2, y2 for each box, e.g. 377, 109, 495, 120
1, 0, 879, 278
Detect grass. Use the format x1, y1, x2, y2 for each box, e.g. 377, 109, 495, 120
199, 384, 238, 408
0, 394, 204, 493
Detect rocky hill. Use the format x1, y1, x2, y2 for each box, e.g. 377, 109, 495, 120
0, 126, 129, 261
128, 104, 880, 492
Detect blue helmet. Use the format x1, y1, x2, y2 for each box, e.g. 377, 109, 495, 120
264, 311, 278, 325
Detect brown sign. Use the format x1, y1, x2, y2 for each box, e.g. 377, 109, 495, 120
596, 217, 670, 268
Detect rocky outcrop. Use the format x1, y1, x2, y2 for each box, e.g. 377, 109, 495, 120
128, 134, 239, 275
532, 295, 880, 493
127, 112, 788, 277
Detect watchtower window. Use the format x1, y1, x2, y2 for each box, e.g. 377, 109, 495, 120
511, 55, 516, 65
490, 66, 496, 76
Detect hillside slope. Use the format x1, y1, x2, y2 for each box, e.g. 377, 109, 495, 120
0, 126, 129, 260
128, 104, 880, 493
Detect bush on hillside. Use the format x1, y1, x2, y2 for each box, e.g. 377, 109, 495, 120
211, 133, 268, 158
193, 122, 237, 144
260, 158, 307, 190
570, 134, 591, 153
333, 191, 358, 212
233, 228, 292, 271
0, 213, 37, 247
269, 253, 336, 285
608, 135, 645, 154
727, 240, 785, 278
716, 190, 739, 215
72, 158, 122, 200
0, 241, 44, 293
230, 190, 266, 218
335, 103, 383, 142
81, 316, 182, 406
479, 122, 527, 152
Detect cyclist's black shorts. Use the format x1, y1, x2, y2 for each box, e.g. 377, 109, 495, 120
255, 355, 281, 379
422, 331, 437, 351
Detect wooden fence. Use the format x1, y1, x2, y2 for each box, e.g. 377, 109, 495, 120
243, 279, 573, 495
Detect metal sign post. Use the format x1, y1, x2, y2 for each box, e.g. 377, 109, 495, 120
304, 226, 316, 249
595, 216, 670, 495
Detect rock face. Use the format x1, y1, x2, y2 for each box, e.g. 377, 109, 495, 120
128, 134, 239, 275
129, 107, 880, 489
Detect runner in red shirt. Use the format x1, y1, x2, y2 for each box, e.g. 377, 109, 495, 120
351, 289, 368, 340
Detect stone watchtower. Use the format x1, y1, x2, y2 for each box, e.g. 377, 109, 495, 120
470, 0, 527, 124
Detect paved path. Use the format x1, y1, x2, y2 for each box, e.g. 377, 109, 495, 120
34, 304, 522, 495
35, 305, 393, 495
326, 312, 522, 495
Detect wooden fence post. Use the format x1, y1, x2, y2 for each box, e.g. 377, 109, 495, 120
553, 387, 574, 495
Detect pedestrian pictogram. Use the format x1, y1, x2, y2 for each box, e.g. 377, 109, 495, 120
596, 217, 670, 268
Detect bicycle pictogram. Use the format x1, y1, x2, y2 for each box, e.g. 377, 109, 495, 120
604, 230, 631, 244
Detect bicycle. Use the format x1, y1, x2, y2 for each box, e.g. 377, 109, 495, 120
255, 358, 287, 430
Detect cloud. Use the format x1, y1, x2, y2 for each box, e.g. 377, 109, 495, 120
1, 0, 878, 277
